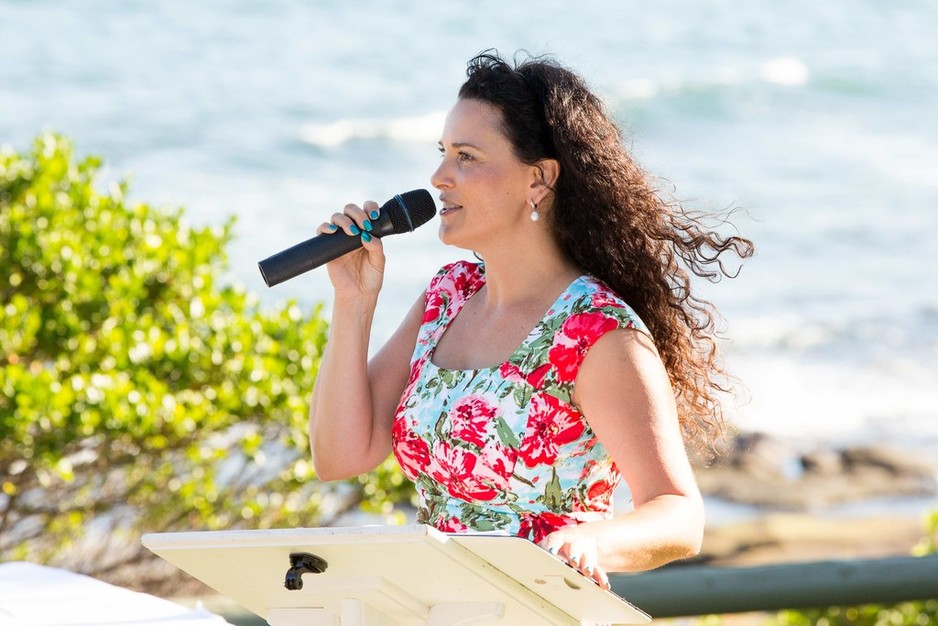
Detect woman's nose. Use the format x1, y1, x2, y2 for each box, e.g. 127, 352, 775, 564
431, 158, 451, 190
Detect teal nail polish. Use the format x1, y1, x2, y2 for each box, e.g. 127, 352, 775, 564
326, 224, 338, 231
361, 231, 372, 243
349, 224, 361, 236
362, 219, 373, 232
369, 209, 380, 220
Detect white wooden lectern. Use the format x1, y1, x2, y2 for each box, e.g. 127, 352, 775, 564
142, 524, 650, 626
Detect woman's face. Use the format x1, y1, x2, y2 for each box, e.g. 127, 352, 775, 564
431, 98, 536, 251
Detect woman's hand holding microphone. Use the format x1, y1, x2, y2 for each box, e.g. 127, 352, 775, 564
317, 200, 386, 300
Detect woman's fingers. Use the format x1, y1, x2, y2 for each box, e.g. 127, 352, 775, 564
362, 200, 380, 222
540, 533, 610, 590
312, 200, 387, 296
595, 568, 610, 590
315, 221, 341, 236
316, 201, 382, 240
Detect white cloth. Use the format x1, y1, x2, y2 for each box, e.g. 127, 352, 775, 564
0, 562, 230, 626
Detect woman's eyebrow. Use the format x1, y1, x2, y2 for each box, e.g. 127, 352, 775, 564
439, 141, 482, 151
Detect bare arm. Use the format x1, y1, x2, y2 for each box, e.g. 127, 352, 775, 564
308, 291, 424, 480
306, 199, 426, 480
541, 328, 704, 587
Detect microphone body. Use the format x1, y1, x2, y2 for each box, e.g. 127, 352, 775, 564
258, 190, 436, 287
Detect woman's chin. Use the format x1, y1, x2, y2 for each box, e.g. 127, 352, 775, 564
437, 224, 463, 248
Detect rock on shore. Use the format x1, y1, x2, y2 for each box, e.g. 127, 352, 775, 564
695, 432, 938, 510
697, 512, 929, 567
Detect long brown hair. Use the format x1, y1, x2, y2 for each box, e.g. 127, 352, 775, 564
459, 50, 755, 451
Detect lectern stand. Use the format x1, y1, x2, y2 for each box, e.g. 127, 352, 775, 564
142, 524, 650, 625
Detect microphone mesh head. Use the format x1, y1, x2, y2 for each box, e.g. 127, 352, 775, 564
385, 189, 437, 234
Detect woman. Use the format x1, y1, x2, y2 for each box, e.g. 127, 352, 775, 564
309, 51, 754, 589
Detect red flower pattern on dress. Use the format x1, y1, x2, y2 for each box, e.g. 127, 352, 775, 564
451, 264, 483, 300
423, 289, 446, 324
526, 362, 551, 388
519, 393, 585, 467
591, 290, 623, 310
392, 418, 431, 480
498, 362, 526, 385
450, 395, 497, 448
518, 511, 576, 543
436, 515, 470, 533
499, 361, 550, 389
582, 478, 615, 513
479, 439, 516, 484
406, 353, 428, 387
548, 312, 620, 382
427, 439, 512, 502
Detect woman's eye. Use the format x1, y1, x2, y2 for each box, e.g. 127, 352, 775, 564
437, 147, 475, 162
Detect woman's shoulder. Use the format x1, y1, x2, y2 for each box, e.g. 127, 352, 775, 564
563, 275, 651, 336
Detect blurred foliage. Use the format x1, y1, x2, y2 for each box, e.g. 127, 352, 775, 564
765, 509, 938, 626
0, 133, 414, 572
769, 602, 938, 626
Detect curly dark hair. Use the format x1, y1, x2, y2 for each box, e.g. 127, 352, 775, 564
459, 50, 755, 452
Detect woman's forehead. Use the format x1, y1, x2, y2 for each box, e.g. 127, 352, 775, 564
439, 99, 508, 147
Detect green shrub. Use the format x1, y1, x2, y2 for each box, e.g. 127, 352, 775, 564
0, 133, 414, 574
770, 601, 938, 626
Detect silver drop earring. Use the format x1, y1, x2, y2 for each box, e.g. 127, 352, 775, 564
530, 199, 540, 222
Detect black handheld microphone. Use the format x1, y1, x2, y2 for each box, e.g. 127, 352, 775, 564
257, 189, 437, 287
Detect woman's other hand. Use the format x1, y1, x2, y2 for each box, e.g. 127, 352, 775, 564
539, 527, 611, 590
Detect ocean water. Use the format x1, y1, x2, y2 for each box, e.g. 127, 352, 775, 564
2, 1, 937, 456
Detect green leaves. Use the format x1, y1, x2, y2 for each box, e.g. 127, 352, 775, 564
768, 511, 938, 626
0, 133, 413, 570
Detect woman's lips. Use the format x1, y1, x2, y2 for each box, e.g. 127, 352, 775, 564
440, 204, 462, 216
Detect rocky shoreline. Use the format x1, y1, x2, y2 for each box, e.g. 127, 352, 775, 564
697, 511, 928, 567
695, 432, 937, 511
689, 431, 937, 567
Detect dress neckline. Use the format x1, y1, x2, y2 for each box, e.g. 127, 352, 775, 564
427, 267, 587, 374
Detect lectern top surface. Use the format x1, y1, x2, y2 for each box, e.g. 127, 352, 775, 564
143, 524, 650, 625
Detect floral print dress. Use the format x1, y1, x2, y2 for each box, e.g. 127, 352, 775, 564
391, 261, 650, 543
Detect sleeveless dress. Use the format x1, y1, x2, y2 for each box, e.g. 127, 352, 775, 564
391, 261, 650, 543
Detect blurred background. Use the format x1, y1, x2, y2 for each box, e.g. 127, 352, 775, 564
2, 0, 936, 536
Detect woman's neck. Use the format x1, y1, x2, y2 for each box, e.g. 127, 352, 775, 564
474, 238, 581, 311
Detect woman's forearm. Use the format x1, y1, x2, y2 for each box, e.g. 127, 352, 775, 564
594, 493, 705, 572
309, 295, 385, 480
542, 491, 704, 585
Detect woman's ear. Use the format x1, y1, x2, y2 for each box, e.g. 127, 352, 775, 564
532, 158, 560, 195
